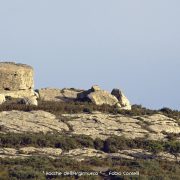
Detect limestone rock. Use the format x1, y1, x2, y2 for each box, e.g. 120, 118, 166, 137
0, 62, 34, 91
62, 112, 148, 140
0, 110, 69, 133
111, 89, 131, 110
0, 62, 36, 100
77, 86, 119, 106
140, 114, 180, 134
0, 147, 62, 159
0, 94, 6, 104
62, 112, 180, 141
0, 148, 17, 156
88, 91, 119, 106
38, 88, 83, 102
0, 89, 36, 99
63, 148, 107, 162
0, 147, 179, 162
19, 97, 38, 106
19, 147, 62, 157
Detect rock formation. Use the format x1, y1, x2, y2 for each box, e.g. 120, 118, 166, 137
19, 97, 38, 106
77, 85, 131, 109
0, 62, 131, 109
62, 112, 180, 140
77, 85, 119, 106
0, 62, 38, 105
0, 110, 69, 133
38, 88, 83, 102
111, 89, 131, 110
0, 62, 34, 90
1, 110, 179, 141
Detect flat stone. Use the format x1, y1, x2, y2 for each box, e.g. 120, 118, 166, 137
0, 110, 69, 133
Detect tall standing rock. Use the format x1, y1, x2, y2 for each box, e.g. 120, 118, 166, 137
111, 89, 131, 110
0, 62, 34, 90
0, 62, 38, 104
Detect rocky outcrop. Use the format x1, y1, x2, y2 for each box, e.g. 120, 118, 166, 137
0, 147, 62, 159
19, 147, 62, 157
0, 62, 38, 105
0, 110, 69, 133
0, 89, 37, 99
38, 88, 83, 102
111, 89, 131, 110
0, 110, 179, 141
62, 112, 180, 140
77, 86, 131, 109
88, 91, 119, 106
77, 86, 119, 106
0, 62, 34, 90
63, 148, 107, 162
0, 147, 179, 162
63, 112, 149, 140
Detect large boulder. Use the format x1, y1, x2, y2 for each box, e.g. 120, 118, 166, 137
19, 97, 38, 106
0, 110, 69, 133
0, 62, 34, 90
38, 88, 83, 102
77, 86, 119, 106
111, 89, 131, 110
0, 62, 37, 104
88, 91, 119, 106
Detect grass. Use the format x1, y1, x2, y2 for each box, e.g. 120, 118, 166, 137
0, 133, 179, 155
0, 156, 179, 180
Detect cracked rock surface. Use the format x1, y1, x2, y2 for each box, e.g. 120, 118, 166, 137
0, 110, 69, 133
62, 112, 180, 140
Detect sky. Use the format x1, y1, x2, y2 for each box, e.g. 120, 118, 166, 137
0, 0, 180, 109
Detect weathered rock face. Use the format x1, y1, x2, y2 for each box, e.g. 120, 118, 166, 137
63, 148, 107, 162
77, 86, 119, 106
19, 97, 38, 106
62, 112, 180, 141
38, 88, 83, 102
0, 147, 62, 159
88, 91, 119, 106
0, 94, 6, 104
19, 147, 62, 157
0, 110, 69, 133
0, 89, 37, 99
111, 89, 131, 110
0, 62, 37, 104
0, 62, 34, 91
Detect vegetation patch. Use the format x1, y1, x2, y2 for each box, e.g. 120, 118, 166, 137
0, 156, 179, 180
1, 101, 180, 121
0, 133, 179, 156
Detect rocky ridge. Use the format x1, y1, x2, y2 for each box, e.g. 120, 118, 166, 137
0, 110, 179, 141
0, 110, 69, 133
0, 147, 179, 162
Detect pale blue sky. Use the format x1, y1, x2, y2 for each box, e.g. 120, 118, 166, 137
0, 1, 180, 109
